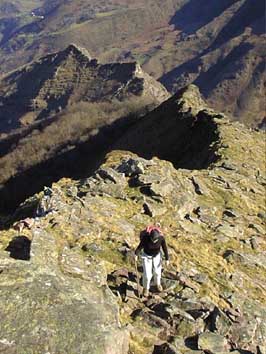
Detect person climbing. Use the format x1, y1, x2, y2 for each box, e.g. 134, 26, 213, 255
135, 226, 169, 297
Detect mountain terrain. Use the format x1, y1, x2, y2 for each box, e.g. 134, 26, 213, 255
0, 0, 265, 127
0, 44, 169, 212
0, 85, 265, 354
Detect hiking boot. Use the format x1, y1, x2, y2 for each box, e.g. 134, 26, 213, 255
143, 288, 149, 297
156, 284, 163, 292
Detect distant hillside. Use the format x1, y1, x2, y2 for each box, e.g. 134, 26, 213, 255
0, 0, 185, 73
0, 44, 169, 211
158, 0, 266, 127
0, 44, 169, 134
0, 1, 265, 127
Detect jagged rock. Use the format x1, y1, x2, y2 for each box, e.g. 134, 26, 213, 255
111, 268, 129, 279
205, 307, 231, 336
257, 212, 266, 220
193, 206, 219, 225
153, 342, 179, 354
192, 273, 209, 285
97, 167, 126, 185
165, 303, 196, 323
215, 223, 243, 239
13, 217, 34, 232
224, 249, 266, 270
223, 209, 238, 218
169, 336, 193, 352
116, 157, 148, 176
150, 179, 175, 198
143, 201, 167, 217
223, 250, 244, 263
180, 288, 198, 301
248, 223, 265, 235
198, 332, 229, 353
229, 300, 266, 351
220, 162, 238, 171
65, 185, 78, 198
136, 170, 177, 200
250, 236, 259, 250
191, 176, 209, 195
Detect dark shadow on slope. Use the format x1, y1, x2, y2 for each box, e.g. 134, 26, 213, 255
0, 19, 44, 46
170, 0, 235, 34
0, 115, 59, 158
5, 235, 31, 261
160, 55, 201, 92
195, 42, 254, 97
235, 61, 266, 114
0, 112, 142, 214
113, 91, 220, 171
209, 0, 265, 50
0, 89, 220, 214
0, 17, 20, 46
160, 41, 253, 94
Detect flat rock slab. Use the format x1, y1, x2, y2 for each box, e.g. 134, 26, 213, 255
0, 228, 128, 354
198, 332, 229, 353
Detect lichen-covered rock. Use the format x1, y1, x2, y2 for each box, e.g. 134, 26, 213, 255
198, 332, 229, 353
0, 227, 128, 354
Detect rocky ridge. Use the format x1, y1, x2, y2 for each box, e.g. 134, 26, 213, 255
0, 43, 169, 134
0, 44, 169, 212
0, 86, 265, 353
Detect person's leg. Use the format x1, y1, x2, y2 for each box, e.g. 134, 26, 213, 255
142, 254, 153, 294
153, 253, 162, 290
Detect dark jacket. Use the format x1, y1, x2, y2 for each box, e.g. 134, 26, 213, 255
135, 233, 169, 260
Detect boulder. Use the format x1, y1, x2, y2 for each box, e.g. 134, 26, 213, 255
143, 201, 167, 217
116, 157, 148, 176
198, 332, 229, 353
97, 167, 127, 185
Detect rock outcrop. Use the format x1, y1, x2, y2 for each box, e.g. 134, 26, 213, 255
0, 86, 265, 353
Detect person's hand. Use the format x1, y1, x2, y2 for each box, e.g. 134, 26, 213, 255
165, 260, 170, 267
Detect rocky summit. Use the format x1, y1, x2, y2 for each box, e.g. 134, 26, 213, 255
0, 86, 265, 354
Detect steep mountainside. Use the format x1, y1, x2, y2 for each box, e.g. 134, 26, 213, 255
158, 0, 266, 127
0, 43, 169, 134
0, 44, 169, 211
0, 86, 265, 354
0, 0, 185, 73
0, 0, 265, 127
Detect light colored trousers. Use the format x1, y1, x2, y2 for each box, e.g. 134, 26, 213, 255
142, 252, 162, 290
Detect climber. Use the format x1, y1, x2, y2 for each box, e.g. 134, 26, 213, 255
135, 226, 169, 297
